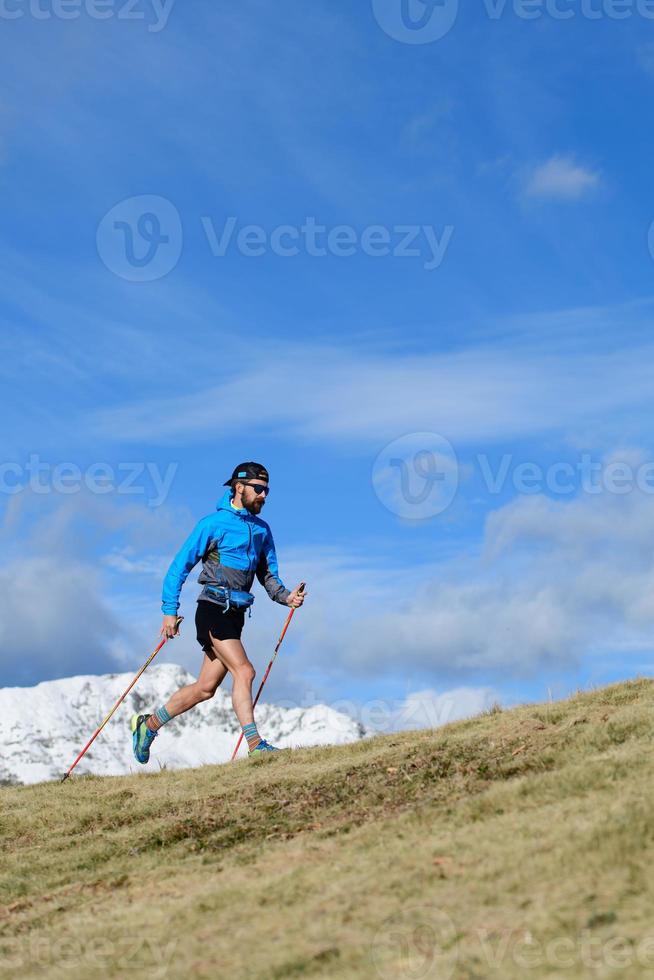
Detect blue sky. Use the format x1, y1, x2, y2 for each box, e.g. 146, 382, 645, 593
2, 0, 654, 731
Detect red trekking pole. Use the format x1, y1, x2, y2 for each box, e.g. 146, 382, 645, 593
61, 617, 183, 782
231, 583, 306, 761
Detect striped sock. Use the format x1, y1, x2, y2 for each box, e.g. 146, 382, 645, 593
146, 704, 173, 733
242, 722, 261, 751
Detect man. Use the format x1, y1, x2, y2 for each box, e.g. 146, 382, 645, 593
131, 462, 306, 764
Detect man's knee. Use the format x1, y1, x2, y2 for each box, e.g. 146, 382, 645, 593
234, 662, 256, 683
195, 683, 217, 702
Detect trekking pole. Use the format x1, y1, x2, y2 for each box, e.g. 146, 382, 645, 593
60, 617, 183, 783
231, 583, 306, 761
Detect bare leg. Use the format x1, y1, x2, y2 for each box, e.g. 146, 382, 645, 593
154, 652, 228, 723
205, 633, 256, 728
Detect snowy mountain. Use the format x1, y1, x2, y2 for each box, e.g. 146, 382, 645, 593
0, 663, 367, 786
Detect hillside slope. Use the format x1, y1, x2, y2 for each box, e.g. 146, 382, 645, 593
2, 679, 654, 979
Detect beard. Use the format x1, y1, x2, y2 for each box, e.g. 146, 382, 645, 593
244, 496, 264, 515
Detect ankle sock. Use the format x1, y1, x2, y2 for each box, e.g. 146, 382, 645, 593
146, 705, 172, 733
242, 722, 261, 750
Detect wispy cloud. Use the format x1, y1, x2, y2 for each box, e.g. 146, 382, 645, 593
524, 155, 601, 200
88, 321, 654, 448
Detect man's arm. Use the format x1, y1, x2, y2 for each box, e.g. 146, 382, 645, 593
255, 527, 292, 605
161, 517, 215, 616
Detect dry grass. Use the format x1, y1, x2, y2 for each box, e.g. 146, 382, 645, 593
2, 679, 654, 978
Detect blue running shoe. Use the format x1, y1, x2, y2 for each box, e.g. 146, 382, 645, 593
248, 738, 280, 756
131, 713, 157, 765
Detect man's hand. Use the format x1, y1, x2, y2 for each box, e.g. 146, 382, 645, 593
287, 584, 307, 609
161, 615, 182, 639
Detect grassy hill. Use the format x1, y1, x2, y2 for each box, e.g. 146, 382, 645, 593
2, 679, 654, 979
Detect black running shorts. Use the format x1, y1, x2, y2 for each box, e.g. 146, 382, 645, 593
195, 599, 245, 651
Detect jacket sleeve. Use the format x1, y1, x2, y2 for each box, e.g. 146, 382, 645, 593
255, 527, 291, 605
161, 517, 215, 615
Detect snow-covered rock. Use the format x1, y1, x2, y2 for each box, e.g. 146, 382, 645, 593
0, 663, 366, 786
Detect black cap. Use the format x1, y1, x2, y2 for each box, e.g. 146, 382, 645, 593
223, 461, 270, 487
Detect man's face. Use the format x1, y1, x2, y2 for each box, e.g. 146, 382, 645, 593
238, 479, 268, 515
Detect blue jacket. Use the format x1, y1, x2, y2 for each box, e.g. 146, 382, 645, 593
161, 489, 291, 615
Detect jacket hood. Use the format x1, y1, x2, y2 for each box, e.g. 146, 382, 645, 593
217, 488, 246, 515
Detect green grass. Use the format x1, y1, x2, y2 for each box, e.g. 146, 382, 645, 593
2, 679, 654, 978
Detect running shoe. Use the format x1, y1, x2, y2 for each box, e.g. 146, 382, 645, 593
248, 738, 280, 756
131, 713, 157, 765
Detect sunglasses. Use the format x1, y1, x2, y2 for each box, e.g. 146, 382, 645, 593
243, 482, 270, 497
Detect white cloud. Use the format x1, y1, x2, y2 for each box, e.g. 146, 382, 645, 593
88, 328, 654, 449
339, 485, 654, 680
524, 155, 601, 200
311, 685, 499, 736
0, 490, 195, 687
0, 556, 122, 687
102, 548, 168, 577
386, 687, 497, 733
